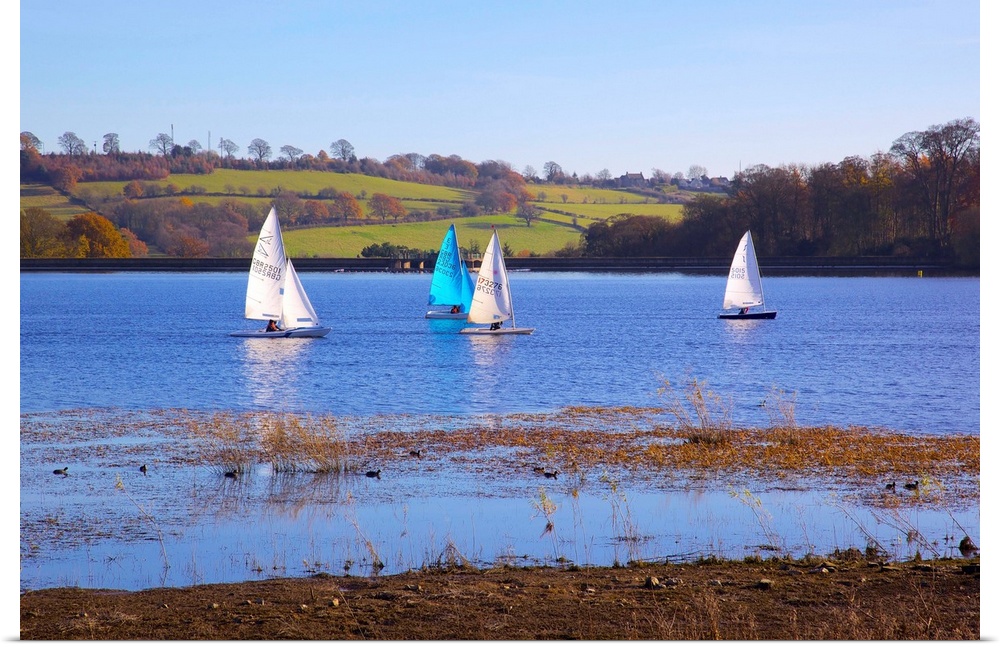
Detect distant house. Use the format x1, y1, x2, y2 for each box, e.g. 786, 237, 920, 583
619, 171, 646, 188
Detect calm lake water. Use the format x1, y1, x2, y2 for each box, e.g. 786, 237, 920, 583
19, 271, 980, 591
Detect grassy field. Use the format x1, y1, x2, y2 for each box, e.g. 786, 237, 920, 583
80, 169, 475, 203
23, 168, 694, 256
285, 215, 584, 257
19, 184, 90, 219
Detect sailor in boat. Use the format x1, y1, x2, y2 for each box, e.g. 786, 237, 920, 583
451, 305, 460, 314
739, 307, 749, 315
266, 319, 281, 332
490, 321, 502, 331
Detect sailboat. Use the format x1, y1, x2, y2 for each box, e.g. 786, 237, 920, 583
460, 229, 534, 335
718, 230, 777, 320
425, 224, 475, 319
229, 207, 332, 337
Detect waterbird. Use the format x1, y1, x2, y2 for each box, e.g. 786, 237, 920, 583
224, 469, 239, 479
139, 464, 147, 474
52, 467, 68, 476
903, 480, 919, 491
544, 470, 559, 479
408, 450, 421, 458
365, 470, 381, 479
885, 482, 895, 491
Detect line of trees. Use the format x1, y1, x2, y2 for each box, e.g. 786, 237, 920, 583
577, 118, 978, 266
19, 118, 978, 264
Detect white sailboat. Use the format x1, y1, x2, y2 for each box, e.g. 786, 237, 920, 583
718, 230, 777, 320
230, 207, 332, 337
425, 223, 475, 319
460, 229, 534, 335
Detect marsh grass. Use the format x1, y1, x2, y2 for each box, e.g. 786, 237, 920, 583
657, 376, 733, 444
258, 413, 350, 474
183, 411, 351, 475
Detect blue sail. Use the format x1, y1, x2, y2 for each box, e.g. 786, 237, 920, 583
428, 224, 473, 312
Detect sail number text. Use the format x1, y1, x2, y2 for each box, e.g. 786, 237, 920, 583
729, 268, 747, 280
251, 259, 283, 281
476, 277, 503, 295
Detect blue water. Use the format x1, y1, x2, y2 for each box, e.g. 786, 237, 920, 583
20, 272, 980, 435
19, 271, 981, 591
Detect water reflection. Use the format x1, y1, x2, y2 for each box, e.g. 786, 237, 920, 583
238, 338, 311, 408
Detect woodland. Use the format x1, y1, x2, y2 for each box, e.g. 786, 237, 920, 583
19, 117, 979, 268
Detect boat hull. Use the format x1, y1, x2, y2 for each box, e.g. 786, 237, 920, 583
459, 327, 534, 335
229, 327, 332, 338
425, 310, 467, 320
718, 311, 777, 320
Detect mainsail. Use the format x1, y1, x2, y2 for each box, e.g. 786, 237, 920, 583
428, 224, 473, 310
245, 207, 286, 321
466, 230, 513, 325
722, 230, 765, 310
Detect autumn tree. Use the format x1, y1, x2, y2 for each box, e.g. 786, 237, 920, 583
248, 138, 272, 162
300, 200, 330, 224
65, 212, 132, 258
330, 191, 363, 221
102, 133, 121, 154
123, 180, 144, 199
58, 131, 87, 155
120, 228, 149, 257
368, 192, 406, 222
20, 208, 68, 257
890, 117, 980, 250
21, 131, 42, 151
330, 139, 355, 161
50, 164, 82, 192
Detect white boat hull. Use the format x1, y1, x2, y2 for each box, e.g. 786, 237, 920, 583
425, 310, 467, 320
459, 327, 534, 335
229, 327, 331, 338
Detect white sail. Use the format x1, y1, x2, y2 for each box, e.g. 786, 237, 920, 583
245, 207, 287, 321
466, 230, 513, 325
231, 206, 330, 338
279, 259, 323, 329
722, 230, 766, 310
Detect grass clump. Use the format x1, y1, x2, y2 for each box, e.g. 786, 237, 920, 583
658, 375, 733, 445
258, 413, 350, 474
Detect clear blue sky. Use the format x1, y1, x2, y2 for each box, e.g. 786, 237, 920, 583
18, 0, 981, 180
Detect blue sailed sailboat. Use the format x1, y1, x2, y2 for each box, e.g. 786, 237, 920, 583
425, 224, 475, 319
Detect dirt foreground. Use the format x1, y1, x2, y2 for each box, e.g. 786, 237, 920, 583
21, 556, 979, 640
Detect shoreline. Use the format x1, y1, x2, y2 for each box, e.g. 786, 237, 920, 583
20, 255, 974, 276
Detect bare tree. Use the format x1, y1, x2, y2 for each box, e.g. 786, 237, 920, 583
688, 164, 707, 180
543, 161, 563, 182
218, 138, 238, 158
58, 132, 88, 155
280, 145, 303, 162
187, 140, 202, 154
248, 138, 272, 162
330, 138, 355, 161
149, 133, 173, 155
516, 203, 541, 227
102, 133, 120, 154
522, 164, 537, 181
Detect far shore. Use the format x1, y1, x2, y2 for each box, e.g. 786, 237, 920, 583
20, 255, 974, 276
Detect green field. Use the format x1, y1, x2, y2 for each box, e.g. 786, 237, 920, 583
80, 169, 474, 203
284, 216, 584, 258
19, 184, 91, 219
23, 168, 695, 256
